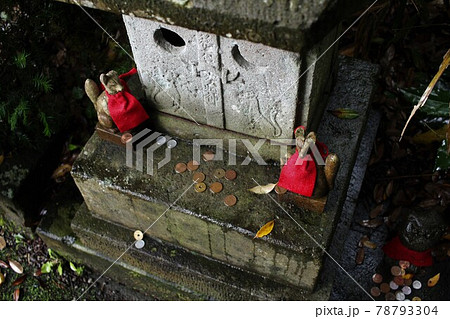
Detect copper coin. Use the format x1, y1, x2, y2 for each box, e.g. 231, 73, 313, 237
225, 169, 237, 181
224, 195, 237, 207
391, 265, 402, 276
121, 133, 132, 144
275, 185, 287, 194
175, 162, 187, 173
194, 182, 207, 193
380, 283, 390, 294
404, 278, 413, 286
385, 292, 396, 301
202, 151, 215, 161
370, 287, 381, 297
187, 160, 200, 171
214, 168, 226, 179
133, 230, 143, 241
412, 296, 421, 301
193, 172, 205, 183
210, 182, 223, 194
394, 276, 405, 286
372, 273, 383, 284
399, 260, 410, 269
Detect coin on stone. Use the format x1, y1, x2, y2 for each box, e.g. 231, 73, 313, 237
394, 276, 405, 286
202, 151, 215, 161
395, 291, 406, 301
187, 160, 200, 171
385, 292, 396, 301
193, 172, 206, 183
156, 136, 166, 145
399, 260, 410, 269
225, 169, 237, 181
402, 286, 412, 296
210, 182, 223, 194
134, 230, 143, 241
194, 182, 207, 193
412, 280, 422, 290
121, 133, 133, 144
370, 287, 381, 297
412, 296, 422, 301
224, 195, 237, 207
372, 273, 383, 284
275, 185, 287, 194
135, 239, 145, 249
391, 265, 402, 276
380, 283, 390, 294
175, 162, 187, 173
389, 281, 399, 290
167, 139, 177, 149
214, 168, 226, 179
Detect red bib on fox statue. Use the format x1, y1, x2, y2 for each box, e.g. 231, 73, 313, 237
102, 68, 149, 132
277, 126, 329, 197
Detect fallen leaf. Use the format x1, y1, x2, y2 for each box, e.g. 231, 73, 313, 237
363, 241, 377, 249
33, 269, 42, 277
0, 272, 5, 285
13, 288, 20, 301
443, 234, 450, 240
0, 154, 4, 166
356, 247, 365, 265
358, 235, 369, 248
254, 220, 275, 239
369, 204, 383, 219
249, 183, 277, 194
0, 236, 6, 250
328, 108, 360, 119
358, 219, 384, 228
8, 260, 23, 274
403, 273, 414, 280
373, 184, 385, 203
385, 180, 394, 198
413, 124, 448, 144
12, 275, 27, 287
51, 164, 72, 180
0, 260, 9, 268
427, 273, 440, 287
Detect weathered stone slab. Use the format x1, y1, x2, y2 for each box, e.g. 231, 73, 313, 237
123, 16, 337, 139
56, 0, 371, 52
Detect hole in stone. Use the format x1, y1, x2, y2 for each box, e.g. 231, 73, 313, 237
154, 28, 186, 53
231, 45, 255, 70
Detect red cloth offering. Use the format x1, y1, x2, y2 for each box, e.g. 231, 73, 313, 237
277, 141, 329, 197
102, 68, 149, 132
383, 236, 433, 267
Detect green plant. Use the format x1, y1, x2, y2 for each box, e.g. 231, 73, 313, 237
41, 249, 84, 277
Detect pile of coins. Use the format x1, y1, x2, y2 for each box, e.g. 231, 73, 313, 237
370, 260, 423, 301
175, 151, 238, 207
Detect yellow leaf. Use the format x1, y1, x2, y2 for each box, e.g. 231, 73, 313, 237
403, 273, 414, 280
248, 183, 276, 194
254, 220, 275, 239
427, 273, 440, 287
412, 124, 448, 144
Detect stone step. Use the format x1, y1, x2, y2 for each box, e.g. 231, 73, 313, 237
70, 56, 379, 294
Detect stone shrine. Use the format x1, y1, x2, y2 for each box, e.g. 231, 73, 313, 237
37, 0, 379, 300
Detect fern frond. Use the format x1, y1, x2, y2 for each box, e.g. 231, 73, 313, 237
14, 51, 29, 69
33, 74, 53, 93
39, 111, 52, 137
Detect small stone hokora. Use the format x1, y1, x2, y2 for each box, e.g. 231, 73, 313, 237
277, 126, 339, 198
85, 68, 149, 132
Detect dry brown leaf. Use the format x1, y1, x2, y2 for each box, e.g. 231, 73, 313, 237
0, 154, 4, 166
443, 234, 450, 240
385, 180, 394, 198
12, 275, 27, 287
363, 241, 377, 249
249, 183, 277, 194
427, 273, 440, 287
254, 220, 275, 239
51, 164, 72, 180
373, 184, 385, 203
358, 235, 369, 248
0, 272, 5, 285
0, 236, 6, 250
356, 247, 365, 265
8, 260, 23, 274
0, 259, 8, 269
358, 219, 383, 228
13, 288, 20, 301
401, 49, 450, 140
369, 205, 383, 219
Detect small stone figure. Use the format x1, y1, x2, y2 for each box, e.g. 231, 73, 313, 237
277, 126, 339, 198
85, 68, 149, 132
383, 208, 446, 267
